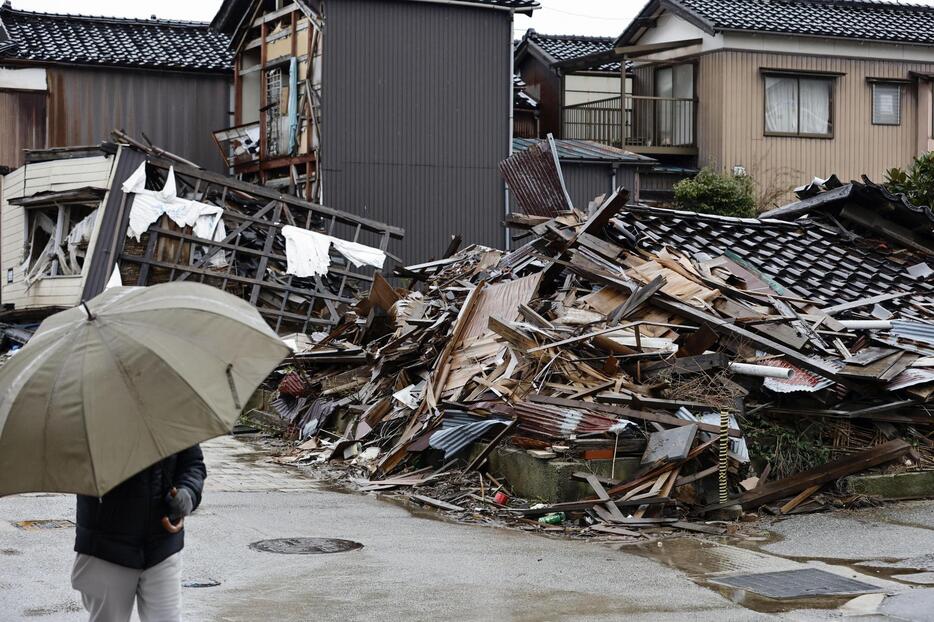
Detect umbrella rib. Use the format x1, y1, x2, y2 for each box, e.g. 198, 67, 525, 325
102, 324, 235, 437
91, 321, 170, 468
37, 331, 87, 493
75, 332, 103, 497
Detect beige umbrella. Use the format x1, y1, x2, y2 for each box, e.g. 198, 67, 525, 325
0, 282, 290, 498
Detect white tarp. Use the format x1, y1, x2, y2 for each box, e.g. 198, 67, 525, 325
281, 225, 386, 278
122, 163, 228, 267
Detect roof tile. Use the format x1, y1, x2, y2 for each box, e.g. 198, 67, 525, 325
677, 0, 934, 46
0, 7, 232, 72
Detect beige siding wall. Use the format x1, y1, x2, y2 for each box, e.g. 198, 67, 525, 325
697, 50, 934, 208
1, 155, 115, 310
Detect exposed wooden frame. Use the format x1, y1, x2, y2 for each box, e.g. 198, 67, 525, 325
113, 157, 403, 333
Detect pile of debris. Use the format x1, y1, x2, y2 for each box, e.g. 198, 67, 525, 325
262, 167, 933, 536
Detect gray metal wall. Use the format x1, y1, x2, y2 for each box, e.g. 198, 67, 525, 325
321, 0, 511, 263
562, 163, 637, 210
47, 66, 231, 172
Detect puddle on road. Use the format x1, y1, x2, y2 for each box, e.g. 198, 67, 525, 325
624, 537, 888, 614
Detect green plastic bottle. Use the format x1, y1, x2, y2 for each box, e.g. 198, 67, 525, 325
538, 512, 566, 525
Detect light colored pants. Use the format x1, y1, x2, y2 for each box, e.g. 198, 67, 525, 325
71, 552, 182, 622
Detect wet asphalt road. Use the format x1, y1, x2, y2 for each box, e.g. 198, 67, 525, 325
1, 435, 933, 621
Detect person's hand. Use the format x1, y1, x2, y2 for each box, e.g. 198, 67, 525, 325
165, 487, 194, 520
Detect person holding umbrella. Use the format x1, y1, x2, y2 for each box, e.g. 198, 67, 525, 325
71, 444, 206, 621
0, 282, 291, 622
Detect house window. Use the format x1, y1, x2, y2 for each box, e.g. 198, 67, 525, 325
872, 83, 901, 125
654, 63, 695, 147
764, 74, 834, 138
22, 202, 98, 285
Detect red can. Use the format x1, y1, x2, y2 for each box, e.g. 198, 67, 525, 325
494, 491, 509, 505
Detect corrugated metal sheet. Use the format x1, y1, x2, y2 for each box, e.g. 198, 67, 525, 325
46, 66, 231, 173
500, 138, 572, 217
513, 138, 654, 164
428, 410, 510, 459
513, 401, 632, 438
322, 0, 511, 262
507, 163, 637, 212
890, 320, 934, 347
0, 90, 47, 169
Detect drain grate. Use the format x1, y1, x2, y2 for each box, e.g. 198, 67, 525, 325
13, 520, 74, 531
711, 568, 882, 599
249, 537, 363, 555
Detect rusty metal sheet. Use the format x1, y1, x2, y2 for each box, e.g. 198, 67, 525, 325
500, 136, 573, 217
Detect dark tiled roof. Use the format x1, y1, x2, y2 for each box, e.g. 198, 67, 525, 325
761, 176, 934, 230
514, 74, 539, 109
611, 205, 933, 309
513, 138, 655, 164
523, 30, 622, 72
0, 7, 232, 72
675, 0, 934, 46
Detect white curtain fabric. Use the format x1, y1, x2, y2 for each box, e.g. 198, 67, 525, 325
765, 76, 798, 133
799, 78, 831, 135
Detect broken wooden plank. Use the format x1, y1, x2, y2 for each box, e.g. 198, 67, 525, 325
411, 495, 465, 512
706, 439, 912, 512
641, 353, 729, 376
779, 485, 820, 515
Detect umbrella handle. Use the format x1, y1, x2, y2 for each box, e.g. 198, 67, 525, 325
161, 487, 185, 534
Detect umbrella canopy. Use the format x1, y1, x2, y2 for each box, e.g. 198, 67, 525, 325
0, 282, 290, 497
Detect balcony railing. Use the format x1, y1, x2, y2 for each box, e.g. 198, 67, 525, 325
562, 95, 696, 152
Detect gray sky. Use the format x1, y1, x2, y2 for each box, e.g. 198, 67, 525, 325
3, 1, 667, 35
11, 0, 934, 39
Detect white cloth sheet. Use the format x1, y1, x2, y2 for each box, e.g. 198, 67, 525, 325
122, 163, 228, 267
281, 225, 386, 278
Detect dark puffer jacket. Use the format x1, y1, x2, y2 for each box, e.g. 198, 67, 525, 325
75, 445, 206, 570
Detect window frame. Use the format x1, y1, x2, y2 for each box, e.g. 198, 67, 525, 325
762, 72, 836, 139
870, 81, 903, 126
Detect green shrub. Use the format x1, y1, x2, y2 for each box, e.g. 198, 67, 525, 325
885, 151, 934, 207
673, 167, 757, 218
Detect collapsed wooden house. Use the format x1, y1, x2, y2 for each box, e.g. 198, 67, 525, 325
0, 142, 403, 332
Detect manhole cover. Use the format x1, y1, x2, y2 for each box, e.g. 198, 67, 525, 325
711, 568, 882, 599
249, 537, 363, 555
13, 520, 74, 531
